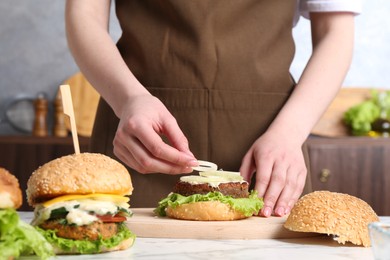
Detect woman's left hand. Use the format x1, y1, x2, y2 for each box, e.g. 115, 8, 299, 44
240, 130, 307, 217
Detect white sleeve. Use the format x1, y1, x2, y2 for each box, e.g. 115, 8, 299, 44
299, 0, 363, 19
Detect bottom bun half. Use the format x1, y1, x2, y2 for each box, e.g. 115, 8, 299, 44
166, 201, 247, 221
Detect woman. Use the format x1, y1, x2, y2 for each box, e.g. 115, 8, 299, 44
65, 0, 360, 217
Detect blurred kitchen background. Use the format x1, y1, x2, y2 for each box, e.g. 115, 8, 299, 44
2, 1, 390, 215
0, 0, 386, 135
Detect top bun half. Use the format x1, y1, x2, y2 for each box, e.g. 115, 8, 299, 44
27, 153, 132, 206
0, 167, 23, 209
284, 190, 379, 247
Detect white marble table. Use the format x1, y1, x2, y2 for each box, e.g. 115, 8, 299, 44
19, 212, 388, 260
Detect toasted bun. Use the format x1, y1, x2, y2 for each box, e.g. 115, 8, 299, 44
52, 236, 135, 255
27, 153, 132, 206
0, 167, 22, 209
284, 191, 379, 247
166, 201, 247, 221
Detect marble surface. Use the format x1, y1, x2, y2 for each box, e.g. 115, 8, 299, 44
19, 212, 389, 260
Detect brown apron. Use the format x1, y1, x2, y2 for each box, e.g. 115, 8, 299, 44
91, 0, 312, 207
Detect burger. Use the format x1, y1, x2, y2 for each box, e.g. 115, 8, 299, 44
26, 153, 136, 254
0, 167, 22, 210
284, 190, 379, 247
155, 169, 263, 221
0, 167, 54, 259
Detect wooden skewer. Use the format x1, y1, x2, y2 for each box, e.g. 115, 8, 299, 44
60, 84, 80, 154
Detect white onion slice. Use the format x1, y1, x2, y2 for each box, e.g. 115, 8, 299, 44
192, 160, 218, 172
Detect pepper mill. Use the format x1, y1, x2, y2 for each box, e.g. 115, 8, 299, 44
53, 93, 68, 137
32, 92, 49, 137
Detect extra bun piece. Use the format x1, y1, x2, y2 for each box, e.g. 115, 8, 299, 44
52, 236, 135, 255
27, 153, 133, 206
0, 167, 22, 209
284, 190, 379, 247
166, 201, 247, 221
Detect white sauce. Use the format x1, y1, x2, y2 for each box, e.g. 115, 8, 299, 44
34, 199, 127, 226
77, 199, 118, 215
66, 209, 98, 226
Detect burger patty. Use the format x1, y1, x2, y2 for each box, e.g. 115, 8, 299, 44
173, 181, 249, 198
39, 220, 118, 241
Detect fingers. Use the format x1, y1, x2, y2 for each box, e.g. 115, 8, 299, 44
114, 118, 197, 174
163, 117, 194, 157
286, 169, 307, 210
137, 125, 195, 164
113, 140, 142, 170
256, 158, 306, 218
239, 153, 256, 182
272, 167, 297, 216
256, 158, 287, 217
114, 137, 194, 174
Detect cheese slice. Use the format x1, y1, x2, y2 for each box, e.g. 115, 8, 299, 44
42, 193, 129, 207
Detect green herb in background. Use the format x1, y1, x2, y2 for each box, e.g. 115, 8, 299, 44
344, 90, 390, 135
344, 90, 390, 136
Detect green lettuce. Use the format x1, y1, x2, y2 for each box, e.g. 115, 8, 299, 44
344, 90, 390, 135
155, 191, 263, 217
344, 100, 380, 135
35, 223, 135, 254
0, 209, 54, 260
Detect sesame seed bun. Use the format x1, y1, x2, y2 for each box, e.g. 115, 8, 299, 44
284, 191, 379, 247
0, 167, 22, 209
26, 153, 133, 206
166, 201, 247, 221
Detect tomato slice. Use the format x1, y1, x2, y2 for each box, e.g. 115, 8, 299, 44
97, 214, 127, 223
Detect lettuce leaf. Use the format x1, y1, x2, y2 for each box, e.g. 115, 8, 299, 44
0, 209, 54, 260
35, 223, 135, 254
154, 191, 263, 217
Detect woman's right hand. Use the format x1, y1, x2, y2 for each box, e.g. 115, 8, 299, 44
113, 94, 198, 174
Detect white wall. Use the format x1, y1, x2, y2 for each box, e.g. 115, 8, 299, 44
292, 0, 389, 89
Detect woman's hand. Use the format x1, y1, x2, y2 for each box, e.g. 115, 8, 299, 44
113, 94, 198, 174
240, 12, 355, 217
240, 130, 307, 217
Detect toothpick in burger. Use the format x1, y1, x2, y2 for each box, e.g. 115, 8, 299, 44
26, 153, 135, 254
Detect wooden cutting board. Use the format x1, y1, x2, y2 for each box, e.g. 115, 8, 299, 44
126, 208, 318, 239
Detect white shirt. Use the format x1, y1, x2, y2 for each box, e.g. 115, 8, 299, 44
294, 0, 363, 25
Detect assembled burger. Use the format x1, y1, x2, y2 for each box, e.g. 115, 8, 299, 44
155, 170, 263, 221
0, 167, 54, 259
26, 153, 135, 254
